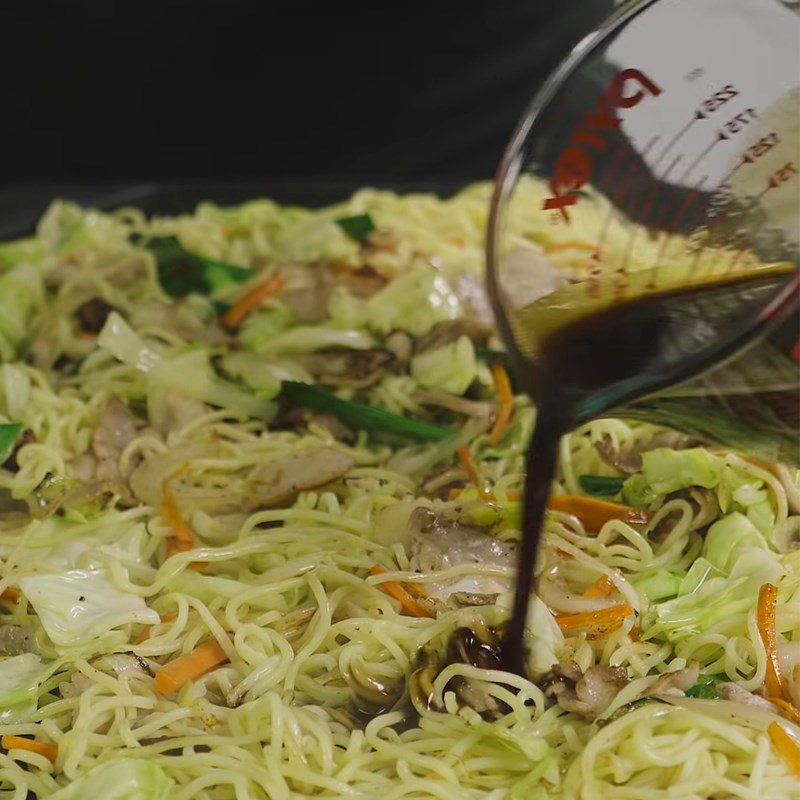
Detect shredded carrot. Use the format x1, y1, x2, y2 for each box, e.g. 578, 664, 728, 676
154, 640, 229, 694
555, 603, 634, 632
220, 275, 286, 332
458, 446, 482, 488
582, 574, 616, 599
768, 721, 800, 778
458, 447, 495, 500
628, 626, 641, 642
504, 491, 648, 531
547, 494, 649, 531
767, 696, 800, 726
586, 618, 625, 640
1, 587, 20, 603
555, 548, 574, 559
1, 735, 58, 762
758, 583, 787, 701
545, 241, 600, 255
162, 474, 207, 570
489, 362, 513, 446
135, 611, 179, 644
448, 487, 464, 501
369, 565, 435, 618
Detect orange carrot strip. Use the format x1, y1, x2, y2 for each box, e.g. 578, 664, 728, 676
1, 587, 20, 603
1, 735, 58, 762
555, 603, 633, 632
154, 640, 229, 694
767, 696, 800, 726
759, 583, 788, 701
448, 487, 464, 501
547, 494, 650, 531
768, 721, 800, 778
220, 275, 286, 332
162, 475, 207, 570
458, 446, 482, 488
457, 447, 494, 500
582, 574, 616, 599
555, 548, 574, 559
586, 618, 625, 640
489, 362, 513, 446
369, 565, 435, 618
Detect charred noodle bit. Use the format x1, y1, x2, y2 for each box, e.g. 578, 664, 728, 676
369, 565, 435, 618
758, 583, 788, 701
220, 275, 286, 332
1, 735, 58, 762
488, 362, 513, 445
768, 722, 800, 779
154, 640, 229, 694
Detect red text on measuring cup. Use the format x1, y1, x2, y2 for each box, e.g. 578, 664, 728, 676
543, 68, 662, 222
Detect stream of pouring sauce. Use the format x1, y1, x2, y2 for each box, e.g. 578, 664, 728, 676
502, 268, 798, 674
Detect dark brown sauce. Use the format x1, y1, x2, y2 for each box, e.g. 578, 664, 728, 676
503, 270, 799, 674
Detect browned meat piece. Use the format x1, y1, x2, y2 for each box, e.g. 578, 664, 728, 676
280, 264, 335, 324
543, 660, 629, 718
652, 662, 700, 694
92, 397, 139, 461
246, 446, 355, 508
279, 262, 388, 325
60, 397, 142, 510
297, 348, 393, 389
278, 407, 355, 442
416, 319, 492, 353
408, 507, 514, 600
447, 592, 500, 608
716, 682, 778, 710
336, 264, 389, 298
0, 624, 38, 656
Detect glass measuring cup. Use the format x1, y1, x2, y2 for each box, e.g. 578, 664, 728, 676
487, 0, 800, 463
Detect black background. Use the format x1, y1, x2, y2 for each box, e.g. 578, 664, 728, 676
2, 1, 614, 187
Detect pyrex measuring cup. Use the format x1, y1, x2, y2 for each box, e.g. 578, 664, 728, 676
487, 0, 800, 463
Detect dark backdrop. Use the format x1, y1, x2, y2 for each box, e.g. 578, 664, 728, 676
2, 0, 614, 186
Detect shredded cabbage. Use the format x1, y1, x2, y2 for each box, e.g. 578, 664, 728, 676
410, 335, 477, 395
18, 569, 159, 648
47, 759, 174, 800
0, 654, 45, 724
